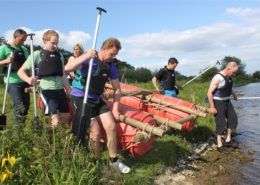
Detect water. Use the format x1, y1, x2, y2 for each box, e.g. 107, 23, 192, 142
233, 82, 260, 185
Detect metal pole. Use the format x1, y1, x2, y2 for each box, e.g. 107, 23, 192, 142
2, 54, 12, 114
182, 60, 220, 88
77, 7, 106, 144
83, 7, 107, 104
27, 33, 38, 117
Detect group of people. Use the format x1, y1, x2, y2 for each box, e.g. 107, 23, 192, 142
0, 28, 239, 176
0, 29, 130, 174
153, 57, 239, 154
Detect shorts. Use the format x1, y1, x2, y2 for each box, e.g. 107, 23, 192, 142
40, 89, 69, 115
70, 96, 110, 145
214, 99, 238, 135
164, 89, 177, 97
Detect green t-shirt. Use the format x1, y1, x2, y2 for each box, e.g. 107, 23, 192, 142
0, 44, 29, 84
23, 50, 65, 90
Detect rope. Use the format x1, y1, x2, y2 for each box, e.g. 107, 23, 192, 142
160, 118, 169, 131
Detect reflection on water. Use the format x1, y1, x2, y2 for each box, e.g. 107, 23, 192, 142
233, 83, 260, 185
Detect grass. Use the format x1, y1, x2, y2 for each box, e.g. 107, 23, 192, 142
0, 81, 215, 185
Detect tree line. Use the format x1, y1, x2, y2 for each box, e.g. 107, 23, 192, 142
0, 36, 259, 84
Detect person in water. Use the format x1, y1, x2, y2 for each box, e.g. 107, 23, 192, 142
207, 61, 239, 154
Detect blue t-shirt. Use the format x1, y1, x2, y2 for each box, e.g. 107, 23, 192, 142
70, 58, 118, 100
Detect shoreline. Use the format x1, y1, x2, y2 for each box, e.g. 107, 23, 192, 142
154, 137, 253, 185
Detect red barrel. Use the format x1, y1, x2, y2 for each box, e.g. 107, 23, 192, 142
107, 82, 197, 132
105, 101, 156, 157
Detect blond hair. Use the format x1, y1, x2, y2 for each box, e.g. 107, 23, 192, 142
73, 43, 84, 53
42, 30, 59, 41
101, 38, 121, 50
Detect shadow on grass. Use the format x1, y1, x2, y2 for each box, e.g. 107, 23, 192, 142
182, 125, 215, 143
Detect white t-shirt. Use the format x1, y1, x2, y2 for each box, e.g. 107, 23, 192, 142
211, 73, 231, 100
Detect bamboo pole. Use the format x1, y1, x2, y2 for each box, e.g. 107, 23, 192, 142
195, 105, 210, 113
177, 115, 197, 124
119, 114, 165, 137
105, 83, 207, 117
145, 95, 207, 117
153, 115, 182, 130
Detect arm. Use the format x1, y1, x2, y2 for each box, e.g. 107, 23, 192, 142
0, 48, 13, 66
62, 73, 71, 93
207, 78, 219, 115
17, 63, 38, 85
110, 79, 121, 120
0, 56, 13, 66
65, 49, 96, 72
152, 76, 160, 92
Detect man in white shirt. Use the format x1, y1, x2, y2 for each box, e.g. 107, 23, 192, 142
207, 61, 239, 153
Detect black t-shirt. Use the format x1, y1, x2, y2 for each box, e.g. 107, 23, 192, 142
155, 66, 176, 90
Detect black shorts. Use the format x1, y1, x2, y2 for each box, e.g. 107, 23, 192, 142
71, 96, 110, 119
70, 96, 110, 144
214, 99, 238, 135
40, 89, 69, 115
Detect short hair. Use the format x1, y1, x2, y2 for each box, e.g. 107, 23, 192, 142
73, 43, 84, 53
168, 57, 178, 65
42, 30, 59, 41
227, 61, 238, 69
13, 29, 27, 37
101, 38, 121, 50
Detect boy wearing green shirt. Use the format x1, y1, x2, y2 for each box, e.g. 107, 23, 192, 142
18, 30, 71, 127
0, 29, 29, 125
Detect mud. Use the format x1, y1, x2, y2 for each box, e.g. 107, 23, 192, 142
154, 138, 253, 185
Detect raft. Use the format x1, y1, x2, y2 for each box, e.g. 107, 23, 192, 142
105, 82, 207, 132
104, 101, 160, 157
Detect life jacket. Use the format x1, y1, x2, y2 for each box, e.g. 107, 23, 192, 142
159, 66, 176, 90
37, 49, 63, 78
213, 73, 233, 97
3, 44, 26, 73
72, 59, 111, 96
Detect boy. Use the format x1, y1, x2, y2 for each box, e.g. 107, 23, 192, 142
18, 30, 71, 127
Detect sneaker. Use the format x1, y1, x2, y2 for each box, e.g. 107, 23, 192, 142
110, 160, 131, 174
217, 146, 229, 154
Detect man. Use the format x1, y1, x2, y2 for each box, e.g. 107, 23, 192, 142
207, 61, 239, 153
152, 57, 180, 97
0, 29, 29, 125
65, 37, 131, 174
18, 30, 71, 127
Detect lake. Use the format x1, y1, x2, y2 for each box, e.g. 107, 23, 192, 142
233, 82, 260, 185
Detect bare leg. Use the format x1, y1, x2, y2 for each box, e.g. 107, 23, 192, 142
89, 118, 101, 157
51, 114, 59, 127
225, 128, 232, 143
99, 111, 117, 158
217, 135, 223, 148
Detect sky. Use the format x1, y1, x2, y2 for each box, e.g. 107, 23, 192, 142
1, 0, 260, 76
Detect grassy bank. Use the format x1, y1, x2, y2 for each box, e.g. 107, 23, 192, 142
0, 82, 215, 185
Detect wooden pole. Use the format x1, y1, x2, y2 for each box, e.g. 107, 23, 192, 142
177, 115, 197, 124
119, 114, 165, 137
153, 115, 182, 130
145, 95, 207, 117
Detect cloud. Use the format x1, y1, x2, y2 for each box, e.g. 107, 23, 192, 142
226, 7, 260, 17
118, 8, 260, 76
3, 27, 91, 51
3, 7, 260, 76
